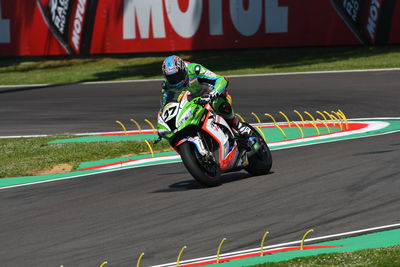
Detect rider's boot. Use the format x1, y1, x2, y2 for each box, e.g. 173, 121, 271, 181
236, 121, 253, 137
211, 95, 253, 137
228, 117, 252, 167
227, 117, 253, 137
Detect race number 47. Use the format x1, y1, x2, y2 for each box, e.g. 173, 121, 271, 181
0, 1, 10, 43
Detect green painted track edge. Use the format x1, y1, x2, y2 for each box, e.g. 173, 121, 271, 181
203, 228, 400, 267
1, 119, 400, 189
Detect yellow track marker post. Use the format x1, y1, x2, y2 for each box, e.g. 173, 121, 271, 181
330, 112, 343, 130
265, 113, 287, 138
216, 238, 226, 263
306, 120, 320, 135
251, 112, 267, 142
235, 113, 245, 122
251, 112, 262, 124
279, 111, 291, 127
316, 111, 328, 123
116, 120, 127, 135
264, 113, 277, 125
291, 121, 304, 138
294, 110, 305, 126
99, 261, 108, 267
130, 119, 142, 133
300, 229, 314, 250
144, 119, 157, 134
136, 253, 145, 267
323, 111, 336, 126
304, 111, 317, 125
144, 140, 154, 158
333, 111, 346, 130
338, 109, 349, 129
317, 119, 330, 133
176, 246, 187, 267
260, 231, 269, 256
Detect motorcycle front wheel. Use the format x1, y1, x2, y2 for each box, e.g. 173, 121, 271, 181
178, 142, 222, 187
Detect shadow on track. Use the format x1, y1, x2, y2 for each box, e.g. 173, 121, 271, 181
152, 171, 273, 193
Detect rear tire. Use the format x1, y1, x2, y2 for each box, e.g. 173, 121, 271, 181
244, 123, 273, 176
179, 142, 222, 187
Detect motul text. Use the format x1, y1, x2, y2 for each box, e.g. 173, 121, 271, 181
366, 0, 381, 40
71, 0, 87, 52
123, 0, 288, 40
1, 0, 400, 56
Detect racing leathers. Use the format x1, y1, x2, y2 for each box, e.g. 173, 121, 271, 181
159, 62, 251, 137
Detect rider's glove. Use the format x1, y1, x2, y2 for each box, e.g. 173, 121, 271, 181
209, 90, 219, 100
154, 129, 169, 144
158, 129, 169, 138
201, 90, 219, 103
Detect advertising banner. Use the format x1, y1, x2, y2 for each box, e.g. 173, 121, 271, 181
331, 0, 397, 44
1, 0, 400, 56
36, 0, 98, 54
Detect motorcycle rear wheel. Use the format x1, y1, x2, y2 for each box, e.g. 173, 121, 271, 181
179, 142, 222, 187
244, 124, 273, 176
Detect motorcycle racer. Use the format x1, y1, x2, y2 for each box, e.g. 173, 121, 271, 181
158, 55, 252, 138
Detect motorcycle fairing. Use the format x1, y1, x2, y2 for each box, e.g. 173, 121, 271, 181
201, 105, 239, 171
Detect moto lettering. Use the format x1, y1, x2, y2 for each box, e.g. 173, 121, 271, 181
72, 0, 86, 51
331, 0, 393, 44
49, 0, 69, 34
123, 0, 165, 39
343, 0, 359, 21
123, 0, 288, 39
366, 0, 381, 40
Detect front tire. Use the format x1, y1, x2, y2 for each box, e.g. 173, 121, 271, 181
244, 123, 273, 176
179, 142, 221, 187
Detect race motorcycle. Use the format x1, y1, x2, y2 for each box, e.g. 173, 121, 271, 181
157, 91, 272, 187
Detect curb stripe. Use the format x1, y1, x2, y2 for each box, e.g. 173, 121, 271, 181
1, 118, 399, 190
151, 223, 400, 267
178, 246, 338, 267
81, 122, 370, 171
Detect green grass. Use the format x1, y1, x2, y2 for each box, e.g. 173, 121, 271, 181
1, 45, 400, 85
0, 135, 171, 178
252, 246, 400, 267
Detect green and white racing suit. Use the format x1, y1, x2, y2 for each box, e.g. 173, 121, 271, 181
160, 62, 235, 121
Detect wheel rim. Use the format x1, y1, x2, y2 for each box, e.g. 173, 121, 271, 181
194, 150, 219, 177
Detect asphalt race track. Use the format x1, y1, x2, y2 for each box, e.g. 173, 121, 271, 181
1, 70, 400, 266
1, 70, 400, 136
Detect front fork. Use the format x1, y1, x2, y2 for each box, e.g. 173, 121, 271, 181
174, 135, 212, 158
188, 136, 210, 157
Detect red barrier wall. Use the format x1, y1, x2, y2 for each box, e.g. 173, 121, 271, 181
1, 0, 400, 56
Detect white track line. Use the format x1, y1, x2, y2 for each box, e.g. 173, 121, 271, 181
0, 160, 178, 191
1, 68, 399, 88
151, 223, 400, 267
228, 68, 400, 78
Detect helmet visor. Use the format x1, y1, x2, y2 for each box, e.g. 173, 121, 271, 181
166, 71, 186, 86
